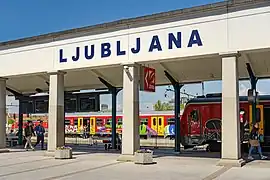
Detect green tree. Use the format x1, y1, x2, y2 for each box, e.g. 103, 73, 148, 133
154, 100, 163, 111
154, 100, 174, 111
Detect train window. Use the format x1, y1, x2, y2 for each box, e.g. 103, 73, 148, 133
140, 118, 148, 125
106, 119, 112, 126
153, 118, 157, 126
158, 118, 162, 125
65, 120, 70, 125
117, 118, 122, 125
190, 110, 199, 121
96, 119, 103, 126
74, 119, 78, 126
167, 118, 175, 125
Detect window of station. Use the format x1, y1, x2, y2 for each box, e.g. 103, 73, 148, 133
35, 99, 48, 113
79, 96, 96, 112
140, 118, 148, 125
96, 118, 103, 126
65, 98, 77, 112
65, 119, 71, 125
21, 100, 34, 114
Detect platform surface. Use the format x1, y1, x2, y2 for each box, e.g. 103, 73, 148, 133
0, 149, 270, 180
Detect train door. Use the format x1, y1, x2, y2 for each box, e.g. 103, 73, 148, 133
83, 118, 90, 135
249, 105, 264, 135
77, 118, 83, 133
151, 116, 164, 136
90, 117, 96, 135
157, 117, 164, 135
151, 117, 158, 135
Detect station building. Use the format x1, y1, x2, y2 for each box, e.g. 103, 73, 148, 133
1, 0, 270, 166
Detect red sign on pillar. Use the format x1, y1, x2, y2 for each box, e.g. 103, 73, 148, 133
142, 66, 156, 92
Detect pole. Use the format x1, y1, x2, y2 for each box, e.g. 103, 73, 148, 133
18, 99, 23, 145
111, 87, 117, 149
202, 82, 205, 96
251, 81, 257, 125
174, 83, 181, 152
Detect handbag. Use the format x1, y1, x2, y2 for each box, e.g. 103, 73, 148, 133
249, 139, 260, 147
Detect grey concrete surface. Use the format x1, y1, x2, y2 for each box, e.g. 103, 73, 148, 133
0, 149, 270, 180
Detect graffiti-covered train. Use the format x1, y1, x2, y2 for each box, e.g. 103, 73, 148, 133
10, 111, 182, 137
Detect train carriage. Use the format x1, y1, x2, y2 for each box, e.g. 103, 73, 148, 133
180, 93, 270, 151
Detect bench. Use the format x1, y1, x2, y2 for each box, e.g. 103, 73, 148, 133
103, 139, 121, 150
6, 137, 18, 147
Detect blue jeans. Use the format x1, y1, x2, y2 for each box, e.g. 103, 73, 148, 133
248, 145, 262, 156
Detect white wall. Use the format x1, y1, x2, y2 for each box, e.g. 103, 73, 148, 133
0, 6, 270, 77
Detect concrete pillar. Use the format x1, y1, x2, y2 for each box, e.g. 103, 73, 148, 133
47, 71, 65, 153
0, 78, 7, 150
117, 63, 140, 161
218, 52, 245, 167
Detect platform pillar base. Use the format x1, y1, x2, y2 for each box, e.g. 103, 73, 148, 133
217, 158, 246, 167
117, 154, 134, 162
44, 150, 55, 157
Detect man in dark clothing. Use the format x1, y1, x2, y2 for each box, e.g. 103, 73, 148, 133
24, 121, 35, 150
34, 120, 45, 150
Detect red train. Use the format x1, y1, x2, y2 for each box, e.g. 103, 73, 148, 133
180, 93, 270, 151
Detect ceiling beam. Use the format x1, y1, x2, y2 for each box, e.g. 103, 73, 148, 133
6, 85, 23, 96
243, 53, 256, 76
159, 62, 180, 82
91, 69, 115, 86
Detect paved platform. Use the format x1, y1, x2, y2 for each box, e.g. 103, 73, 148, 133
0, 149, 270, 180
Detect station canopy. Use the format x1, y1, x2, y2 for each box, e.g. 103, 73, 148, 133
1, 1, 270, 95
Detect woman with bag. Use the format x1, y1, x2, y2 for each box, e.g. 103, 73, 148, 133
248, 123, 267, 160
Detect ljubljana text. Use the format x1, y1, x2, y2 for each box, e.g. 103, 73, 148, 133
59, 29, 203, 63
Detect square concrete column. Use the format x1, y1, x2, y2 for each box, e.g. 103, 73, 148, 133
47, 71, 65, 153
0, 78, 7, 151
117, 63, 140, 161
218, 52, 245, 167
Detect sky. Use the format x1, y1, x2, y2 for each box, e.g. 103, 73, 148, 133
1, 0, 270, 112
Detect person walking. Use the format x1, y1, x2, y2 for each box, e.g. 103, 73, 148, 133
248, 122, 267, 160
34, 120, 45, 150
24, 121, 35, 151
